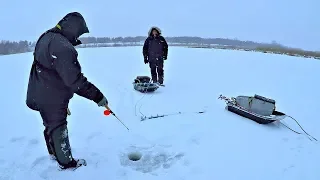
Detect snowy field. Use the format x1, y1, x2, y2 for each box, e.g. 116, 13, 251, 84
0, 46, 320, 180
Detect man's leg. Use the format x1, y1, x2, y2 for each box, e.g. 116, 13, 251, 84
149, 60, 158, 83
40, 106, 86, 169
156, 58, 164, 84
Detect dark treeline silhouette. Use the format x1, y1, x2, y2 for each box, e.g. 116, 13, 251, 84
78, 36, 285, 49
0, 36, 319, 59
0, 40, 35, 55
0, 36, 286, 55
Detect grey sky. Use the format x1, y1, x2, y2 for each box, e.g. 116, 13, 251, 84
0, 0, 318, 50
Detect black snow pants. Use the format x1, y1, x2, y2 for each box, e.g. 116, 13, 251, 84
40, 105, 78, 169
149, 57, 164, 84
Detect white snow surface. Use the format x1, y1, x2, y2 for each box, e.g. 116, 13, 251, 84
0, 46, 320, 180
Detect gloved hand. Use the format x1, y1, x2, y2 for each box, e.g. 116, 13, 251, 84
97, 96, 108, 107
163, 56, 167, 60
144, 56, 148, 64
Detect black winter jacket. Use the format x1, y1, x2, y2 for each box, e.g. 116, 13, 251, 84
26, 12, 104, 111
143, 27, 168, 60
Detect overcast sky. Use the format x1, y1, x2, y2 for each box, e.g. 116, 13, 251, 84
0, 0, 319, 50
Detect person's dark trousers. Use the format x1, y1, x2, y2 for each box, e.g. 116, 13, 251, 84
40, 106, 79, 169
149, 57, 164, 84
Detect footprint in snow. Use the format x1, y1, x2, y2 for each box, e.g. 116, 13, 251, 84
39, 165, 60, 180
116, 169, 128, 179
28, 139, 39, 146
87, 132, 103, 142
183, 159, 190, 166
10, 136, 26, 143
31, 156, 47, 168
188, 137, 200, 145
283, 165, 295, 173
282, 138, 289, 142
91, 152, 99, 157
31, 155, 55, 169
162, 153, 185, 169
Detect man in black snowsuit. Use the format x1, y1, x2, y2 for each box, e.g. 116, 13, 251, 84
143, 26, 168, 85
26, 12, 108, 170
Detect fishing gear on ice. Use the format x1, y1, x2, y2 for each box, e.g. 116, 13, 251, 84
218, 94, 317, 141
133, 76, 159, 93
104, 105, 129, 131
140, 110, 205, 121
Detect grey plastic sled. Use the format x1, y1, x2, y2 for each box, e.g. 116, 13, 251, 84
219, 94, 286, 124
133, 76, 159, 93
219, 94, 318, 141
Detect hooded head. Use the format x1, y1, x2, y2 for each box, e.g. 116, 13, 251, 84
56, 12, 89, 46
148, 26, 162, 37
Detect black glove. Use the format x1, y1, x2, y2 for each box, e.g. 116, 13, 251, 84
144, 56, 148, 64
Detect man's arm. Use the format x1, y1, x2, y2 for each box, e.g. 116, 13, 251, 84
160, 36, 168, 59
143, 38, 149, 58
51, 46, 104, 104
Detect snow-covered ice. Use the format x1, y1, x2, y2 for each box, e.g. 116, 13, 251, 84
0, 46, 320, 180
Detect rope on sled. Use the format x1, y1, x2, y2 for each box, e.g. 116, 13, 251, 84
279, 122, 302, 135
134, 90, 146, 116
134, 81, 155, 117
138, 92, 154, 117
282, 115, 318, 141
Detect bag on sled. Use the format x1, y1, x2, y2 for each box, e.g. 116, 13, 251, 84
133, 76, 159, 93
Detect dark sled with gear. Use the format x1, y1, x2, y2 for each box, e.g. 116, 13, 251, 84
219, 94, 318, 141
133, 76, 159, 93
219, 94, 286, 124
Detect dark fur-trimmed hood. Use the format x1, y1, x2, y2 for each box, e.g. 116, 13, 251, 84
148, 26, 162, 36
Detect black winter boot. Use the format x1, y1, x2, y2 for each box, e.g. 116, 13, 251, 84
59, 158, 87, 170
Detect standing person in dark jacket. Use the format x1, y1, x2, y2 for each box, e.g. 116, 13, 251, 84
26, 12, 108, 170
143, 26, 168, 85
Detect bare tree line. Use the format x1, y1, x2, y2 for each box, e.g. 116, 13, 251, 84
0, 40, 34, 55
0, 36, 319, 60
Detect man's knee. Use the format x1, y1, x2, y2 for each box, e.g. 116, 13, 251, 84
149, 62, 157, 73
149, 61, 156, 69
45, 121, 68, 135
157, 64, 164, 73
39, 106, 68, 131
